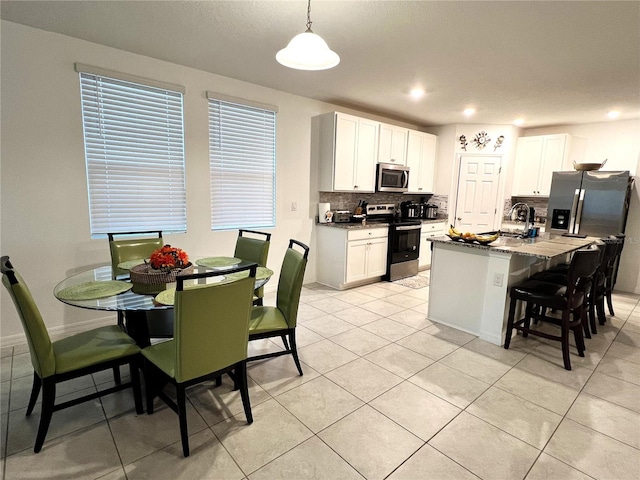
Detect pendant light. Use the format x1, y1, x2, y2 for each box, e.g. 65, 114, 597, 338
276, 0, 340, 71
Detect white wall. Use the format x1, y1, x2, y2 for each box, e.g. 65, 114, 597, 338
0, 21, 329, 343
524, 120, 640, 294
3, 22, 640, 345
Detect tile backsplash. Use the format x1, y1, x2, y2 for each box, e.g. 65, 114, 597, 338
504, 196, 548, 222
318, 192, 448, 217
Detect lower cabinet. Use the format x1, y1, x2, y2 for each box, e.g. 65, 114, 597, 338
317, 226, 389, 290
419, 222, 447, 270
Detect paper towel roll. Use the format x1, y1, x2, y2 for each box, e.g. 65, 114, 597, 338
318, 203, 331, 223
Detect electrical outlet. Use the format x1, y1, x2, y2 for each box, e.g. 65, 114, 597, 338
493, 273, 504, 287
291, 201, 297, 211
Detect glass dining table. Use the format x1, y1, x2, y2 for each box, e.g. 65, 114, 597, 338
54, 257, 274, 347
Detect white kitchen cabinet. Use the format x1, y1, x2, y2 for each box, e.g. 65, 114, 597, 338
378, 123, 408, 165
316, 226, 389, 289
419, 222, 446, 270
512, 134, 573, 196
406, 130, 437, 194
317, 112, 379, 192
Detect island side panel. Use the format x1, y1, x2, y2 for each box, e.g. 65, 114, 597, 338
428, 242, 492, 337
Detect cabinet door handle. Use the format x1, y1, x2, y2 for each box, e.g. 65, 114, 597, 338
418, 187, 423, 190
354, 185, 358, 189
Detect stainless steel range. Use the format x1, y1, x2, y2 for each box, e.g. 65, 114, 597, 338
365, 204, 422, 281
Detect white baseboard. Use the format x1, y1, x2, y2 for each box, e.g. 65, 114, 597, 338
1, 314, 116, 348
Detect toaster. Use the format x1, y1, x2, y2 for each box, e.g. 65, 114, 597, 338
334, 211, 352, 223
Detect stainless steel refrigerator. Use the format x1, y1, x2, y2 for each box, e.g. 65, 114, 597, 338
545, 170, 633, 237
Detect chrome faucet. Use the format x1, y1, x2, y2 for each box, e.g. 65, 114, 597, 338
508, 202, 532, 237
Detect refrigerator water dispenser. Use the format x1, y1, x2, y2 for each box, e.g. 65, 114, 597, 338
551, 209, 571, 229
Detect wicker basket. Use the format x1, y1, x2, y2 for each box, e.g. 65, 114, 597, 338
129, 263, 194, 295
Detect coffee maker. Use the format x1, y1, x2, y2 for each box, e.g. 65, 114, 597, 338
400, 201, 420, 219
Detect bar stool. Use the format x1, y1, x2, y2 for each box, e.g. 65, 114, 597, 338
504, 244, 601, 370
530, 240, 606, 336
604, 235, 625, 317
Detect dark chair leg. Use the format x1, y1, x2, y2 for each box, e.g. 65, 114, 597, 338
176, 384, 189, 457
237, 362, 253, 424
560, 314, 572, 371
281, 335, 290, 350
129, 360, 144, 415
26, 372, 42, 416
606, 290, 615, 316
596, 296, 607, 325
143, 360, 156, 415
289, 330, 303, 376
112, 366, 122, 385
215, 375, 222, 387
504, 296, 518, 349
582, 303, 592, 339
574, 311, 586, 357
34, 379, 55, 453
522, 303, 534, 338
588, 299, 597, 335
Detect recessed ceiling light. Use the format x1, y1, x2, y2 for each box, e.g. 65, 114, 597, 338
513, 118, 525, 126
463, 108, 475, 116
409, 88, 425, 99
607, 110, 621, 119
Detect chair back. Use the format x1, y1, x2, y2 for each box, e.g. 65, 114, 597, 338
276, 240, 310, 328
108, 231, 163, 277
1, 257, 55, 378
234, 230, 271, 267
565, 245, 601, 307
173, 264, 257, 383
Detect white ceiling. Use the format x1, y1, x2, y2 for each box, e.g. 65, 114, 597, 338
2, 1, 639, 128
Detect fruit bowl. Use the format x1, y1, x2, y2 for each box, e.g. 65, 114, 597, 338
446, 229, 501, 246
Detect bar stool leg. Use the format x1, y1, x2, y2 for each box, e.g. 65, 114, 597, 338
504, 296, 518, 349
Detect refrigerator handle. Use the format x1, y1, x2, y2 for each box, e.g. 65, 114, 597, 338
568, 189, 580, 233
574, 189, 586, 234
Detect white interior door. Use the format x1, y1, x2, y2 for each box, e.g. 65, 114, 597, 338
454, 154, 502, 232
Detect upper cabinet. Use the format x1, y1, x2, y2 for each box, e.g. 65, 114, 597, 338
512, 134, 574, 196
378, 123, 409, 165
406, 130, 437, 194
317, 112, 379, 192
317, 112, 437, 193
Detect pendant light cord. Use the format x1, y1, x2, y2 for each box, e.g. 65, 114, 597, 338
306, 0, 313, 32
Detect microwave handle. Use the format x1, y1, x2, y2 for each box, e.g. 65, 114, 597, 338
402, 170, 409, 188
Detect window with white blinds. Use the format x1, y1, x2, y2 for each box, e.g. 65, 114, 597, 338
78, 69, 186, 236
208, 93, 276, 230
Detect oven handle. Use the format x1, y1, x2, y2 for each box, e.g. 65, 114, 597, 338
395, 225, 421, 231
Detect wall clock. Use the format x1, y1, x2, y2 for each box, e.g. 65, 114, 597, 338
473, 131, 491, 149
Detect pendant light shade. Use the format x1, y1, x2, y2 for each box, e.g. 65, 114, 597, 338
276, 0, 340, 71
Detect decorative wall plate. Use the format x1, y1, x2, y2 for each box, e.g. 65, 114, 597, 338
473, 131, 491, 149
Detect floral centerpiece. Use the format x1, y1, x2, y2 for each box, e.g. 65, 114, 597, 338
130, 245, 194, 294
149, 245, 190, 271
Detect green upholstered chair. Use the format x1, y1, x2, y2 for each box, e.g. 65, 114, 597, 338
234, 229, 271, 306
108, 231, 173, 340
247, 239, 309, 376
0, 256, 143, 453
108, 230, 164, 278
142, 263, 257, 457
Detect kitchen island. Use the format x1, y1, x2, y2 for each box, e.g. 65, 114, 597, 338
427, 233, 595, 345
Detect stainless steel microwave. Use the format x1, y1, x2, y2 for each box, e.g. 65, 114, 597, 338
376, 163, 409, 192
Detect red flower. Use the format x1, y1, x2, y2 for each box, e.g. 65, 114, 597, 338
149, 245, 189, 271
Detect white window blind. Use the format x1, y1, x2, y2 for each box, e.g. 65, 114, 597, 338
79, 71, 186, 236
208, 94, 276, 230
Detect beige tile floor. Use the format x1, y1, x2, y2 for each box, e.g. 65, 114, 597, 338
1, 273, 639, 480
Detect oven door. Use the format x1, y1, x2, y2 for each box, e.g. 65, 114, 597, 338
377, 163, 409, 192
389, 224, 421, 264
